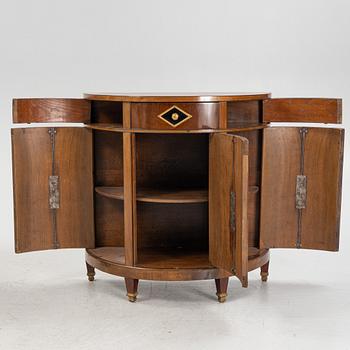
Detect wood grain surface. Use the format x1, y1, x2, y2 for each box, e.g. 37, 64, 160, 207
95, 186, 208, 203
12, 127, 94, 252
263, 98, 342, 123
13, 98, 91, 123
209, 133, 249, 286
85, 247, 269, 281
84, 92, 271, 103
131, 102, 219, 130
260, 127, 344, 251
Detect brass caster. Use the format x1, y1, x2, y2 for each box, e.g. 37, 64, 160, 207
88, 275, 95, 282
216, 293, 227, 303
127, 293, 137, 302
261, 272, 268, 282
86, 262, 95, 282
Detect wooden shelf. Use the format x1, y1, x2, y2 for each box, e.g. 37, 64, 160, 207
95, 186, 209, 203
137, 247, 265, 269
96, 186, 259, 203
88, 246, 126, 265
86, 246, 267, 270
85, 123, 123, 132
137, 248, 211, 269
85, 123, 268, 133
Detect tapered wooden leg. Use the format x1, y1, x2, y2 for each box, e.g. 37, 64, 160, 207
125, 278, 139, 302
86, 262, 95, 282
260, 261, 269, 282
215, 278, 229, 303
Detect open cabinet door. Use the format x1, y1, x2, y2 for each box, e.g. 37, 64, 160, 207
263, 98, 342, 123
209, 133, 249, 287
12, 127, 94, 253
260, 127, 344, 251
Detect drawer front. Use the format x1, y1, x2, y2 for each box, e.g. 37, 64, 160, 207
131, 103, 219, 130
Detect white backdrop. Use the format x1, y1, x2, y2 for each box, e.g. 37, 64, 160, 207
0, 1, 349, 349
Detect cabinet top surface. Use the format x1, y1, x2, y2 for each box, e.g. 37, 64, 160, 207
83, 92, 271, 102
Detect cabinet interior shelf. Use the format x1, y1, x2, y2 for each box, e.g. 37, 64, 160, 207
137, 247, 212, 268
85, 123, 268, 133
95, 186, 259, 204
95, 186, 209, 203
86, 123, 123, 131
88, 246, 265, 269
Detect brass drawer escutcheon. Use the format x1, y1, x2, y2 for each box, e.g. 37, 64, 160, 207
157, 105, 192, 127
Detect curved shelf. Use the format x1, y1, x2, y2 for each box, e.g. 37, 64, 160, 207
85, 123, 268, 133
86, 123, 123, 132
95, 186, 259, 203
137, 248, 212, 269
95, 186, 208, 204
85, 246, 270, 281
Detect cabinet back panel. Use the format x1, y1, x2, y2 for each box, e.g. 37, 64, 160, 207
95, 196, 124, 247
94, 131, 123, 186
247, 190, 260, 248
137, 203, 208, 250
93, 130, 124, 247
91, 101, 123, 124
136, 134, 209, 189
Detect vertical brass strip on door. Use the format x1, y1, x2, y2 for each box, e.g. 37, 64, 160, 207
296, 128, 308, 248
48, 128, 59, 249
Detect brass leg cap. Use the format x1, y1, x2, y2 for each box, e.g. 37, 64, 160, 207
261, 273, 268, 282
216, 293, 227, 303
88, 275, 95, 282
127, 293, 137, 302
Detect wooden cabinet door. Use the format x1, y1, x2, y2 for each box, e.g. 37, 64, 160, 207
12, 127, 94, 253
260, 127, 344, 251
209, 133, 249, 287
263, 98, 342, 123
13, 98, 91, 123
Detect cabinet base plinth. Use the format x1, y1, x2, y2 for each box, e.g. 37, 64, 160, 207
85, 247, 270, 301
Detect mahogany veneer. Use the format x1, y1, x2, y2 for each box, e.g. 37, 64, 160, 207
11, 93, 344, 303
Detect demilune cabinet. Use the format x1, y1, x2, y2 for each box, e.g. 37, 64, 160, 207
11, 93, 344, 302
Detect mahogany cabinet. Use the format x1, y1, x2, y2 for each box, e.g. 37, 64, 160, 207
11, 93, 344, 302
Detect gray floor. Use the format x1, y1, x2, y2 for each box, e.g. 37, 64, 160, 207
1, 247, 350, 350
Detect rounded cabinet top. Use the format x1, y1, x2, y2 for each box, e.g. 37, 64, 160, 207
84, 92, 271, 102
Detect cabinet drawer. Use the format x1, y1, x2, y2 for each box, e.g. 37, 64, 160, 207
131, 103, 220, 130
